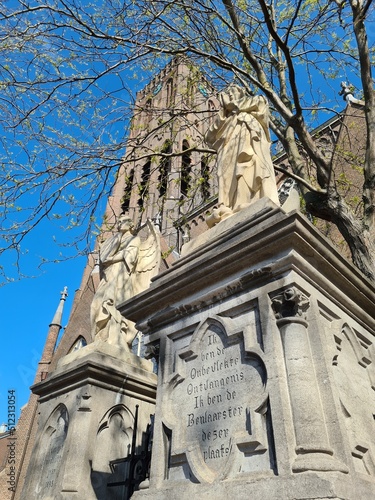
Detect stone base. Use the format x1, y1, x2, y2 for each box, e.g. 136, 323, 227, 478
133, 471, 375, 500
181, 197, 278, 257
22, 341, 157, 499
122, 200, 375, 500
56, 339, 154, 373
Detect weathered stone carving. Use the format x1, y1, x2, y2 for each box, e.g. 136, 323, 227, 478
164, 316, 274, 483
333, 324, 375, 475
91, 216, 160, 349
271, 287, 310, 319
77, 391, 91, 412
36, 405, 69, 496
205, 85, 279, 226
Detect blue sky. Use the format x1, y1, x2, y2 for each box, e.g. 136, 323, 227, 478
0, 253, 86, 426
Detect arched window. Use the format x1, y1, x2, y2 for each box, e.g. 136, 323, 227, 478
138, 160, 151, 209
181, 140, 192, 197
69, 336, 87, 353
200, 156, 210, 201
121, 168, 134, 213
158, 142, 172, 198
166, 78, 174, 108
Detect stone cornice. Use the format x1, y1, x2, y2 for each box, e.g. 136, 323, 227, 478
120, 200, 374, 333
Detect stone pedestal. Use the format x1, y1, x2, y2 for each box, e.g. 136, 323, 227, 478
21, 342, 157, 500
121, 199, 375, 499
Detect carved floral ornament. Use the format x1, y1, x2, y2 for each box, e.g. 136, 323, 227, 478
271, 286, 310, 320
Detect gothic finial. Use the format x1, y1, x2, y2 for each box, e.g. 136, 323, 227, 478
50, 286, 68, 327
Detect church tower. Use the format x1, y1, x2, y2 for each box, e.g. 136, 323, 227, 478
117, 57, 217, 252
9, 57, 217, 499
47, 57, 217, 366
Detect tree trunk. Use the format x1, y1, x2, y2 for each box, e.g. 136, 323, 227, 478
305, 190, 375, 281
350, 0, 375, 233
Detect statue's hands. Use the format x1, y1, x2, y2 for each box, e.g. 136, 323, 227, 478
221, 92, 239, 115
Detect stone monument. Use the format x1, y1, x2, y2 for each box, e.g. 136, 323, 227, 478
21, 342, 157, 499
21, 86, 375, 498
119, 93, 375, 498
21, 217, 161, 500
121, 200, 375, 499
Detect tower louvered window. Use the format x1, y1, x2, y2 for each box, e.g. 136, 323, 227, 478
158, 141, 171, 198
138, 160, 151, 209
122, 168, 134, 213
181, 140, 192, 197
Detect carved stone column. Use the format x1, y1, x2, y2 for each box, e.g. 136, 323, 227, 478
271, 287, 347, 473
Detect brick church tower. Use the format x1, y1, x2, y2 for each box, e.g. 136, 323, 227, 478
118, 57, 218, 253
2, 57, 217, 499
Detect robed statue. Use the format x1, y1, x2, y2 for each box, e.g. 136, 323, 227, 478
205, 85, 279, 226
91, 216, 160, 349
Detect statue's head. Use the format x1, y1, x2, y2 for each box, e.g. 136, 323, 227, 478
227, 84, 244, 102
226, 84, 249, 102
117, 215, 134, 234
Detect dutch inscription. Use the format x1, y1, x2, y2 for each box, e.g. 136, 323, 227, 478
37, 411, 68, 495
42, 435, 64, 490
181, 327, 258, 472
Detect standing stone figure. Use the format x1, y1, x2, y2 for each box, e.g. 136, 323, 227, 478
205, 85, 279, 226
91, 216, 160, 349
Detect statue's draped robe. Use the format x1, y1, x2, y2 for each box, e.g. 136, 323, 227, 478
206, 94, 279, 211
91, 231, 141, 344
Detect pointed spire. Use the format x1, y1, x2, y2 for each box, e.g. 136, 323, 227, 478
49, 286, 68, 328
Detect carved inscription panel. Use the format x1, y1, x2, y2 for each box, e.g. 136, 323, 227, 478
169, 318, 269, 482
186, 329, 244, 467
37, 406, 68, 496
